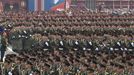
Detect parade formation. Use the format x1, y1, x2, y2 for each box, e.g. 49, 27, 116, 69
0, 8, 133, 74
0, 0, 133, 75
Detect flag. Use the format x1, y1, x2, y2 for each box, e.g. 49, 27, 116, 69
54, 0, 59, 4
27, 0, 45, 11
45, 0, 65, 11
51, 0, 65, 11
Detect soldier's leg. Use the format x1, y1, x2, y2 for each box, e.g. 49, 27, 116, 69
0, 50, 5, 62
0, 51, 1, 62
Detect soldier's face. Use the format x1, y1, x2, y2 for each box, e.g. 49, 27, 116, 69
3, 32, 7, 36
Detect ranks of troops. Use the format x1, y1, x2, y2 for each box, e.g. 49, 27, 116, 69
0, 8, 133, 75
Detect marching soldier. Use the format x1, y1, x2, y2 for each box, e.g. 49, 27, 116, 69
0, 27, 8, 62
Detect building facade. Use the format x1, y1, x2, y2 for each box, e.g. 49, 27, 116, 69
2, 0, 26, 11
1, 0, 134, 12
96, 0, 134, 9
72, 0, 134, 10
71, 0, 96, 10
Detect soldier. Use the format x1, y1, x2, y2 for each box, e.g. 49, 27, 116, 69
58, 40, 68, 51
0, 27, 8, 62
86, 41, 94, 51
72, 40, 82, 51
43, 40, 53, 51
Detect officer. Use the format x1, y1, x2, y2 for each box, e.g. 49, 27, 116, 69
0, 27, 8, 62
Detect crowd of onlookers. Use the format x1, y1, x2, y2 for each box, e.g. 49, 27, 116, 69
0, 8, 133, 75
